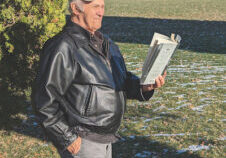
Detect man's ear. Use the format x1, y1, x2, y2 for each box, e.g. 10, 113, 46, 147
70, 3, 82, 15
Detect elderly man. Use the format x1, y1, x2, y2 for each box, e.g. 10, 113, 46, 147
33, 0, 166, 157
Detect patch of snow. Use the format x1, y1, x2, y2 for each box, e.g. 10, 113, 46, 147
183, 145, 210, 152
22, 119, 27, 124
140, 126, 148, 131
180, 83, 196, 87
173, 94, 185, 98
163, 149, 169, 153
164, 91, 176, 94
28, 115, 36, 118
176, 100, 187, 104
199, 98, 211, 102
152, 133, 185, 137
152, 105, 166, 112
121, 128, 127, 132
144, 117, 162, 122
176, 149, 187, 154
134, 151, 156, 158
119, 138, 126, 142
168, 103, 191, 111
42, 144, 49, 147
203, 75, 216, 79
128, 135, 136, 139
33, 122, 38, 126
218, 137, 226, 141
192, 104, 210, 112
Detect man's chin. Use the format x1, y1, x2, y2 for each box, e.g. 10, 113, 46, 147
93, 25, 102, 31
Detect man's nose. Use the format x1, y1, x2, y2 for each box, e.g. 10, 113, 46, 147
97, 8, 104, 17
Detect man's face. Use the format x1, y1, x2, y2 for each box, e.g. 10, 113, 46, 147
82, 0, 105, 33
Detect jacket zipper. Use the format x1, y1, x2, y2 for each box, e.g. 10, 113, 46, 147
82, 85, 92, 116
103, 40, 112, 72
89, 40, 112, 73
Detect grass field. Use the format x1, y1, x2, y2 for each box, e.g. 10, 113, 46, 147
0, 0, 225, 158
105, 0, 226, 21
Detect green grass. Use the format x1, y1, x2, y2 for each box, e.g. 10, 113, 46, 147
0, 0, 225, 157
105, 0, 226, 21
114, 44, 225, 158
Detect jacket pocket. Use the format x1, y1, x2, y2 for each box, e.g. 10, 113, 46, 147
81, 85, 92, 116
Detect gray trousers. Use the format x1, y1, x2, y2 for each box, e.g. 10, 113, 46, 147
58, 138, 112, 158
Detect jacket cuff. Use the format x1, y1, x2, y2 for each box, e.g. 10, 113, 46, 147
43, 115, 78, 151
140, 88, 154, 101
62, 132, 78, 151
125, 72, 155, 101
48, 128, 78, 151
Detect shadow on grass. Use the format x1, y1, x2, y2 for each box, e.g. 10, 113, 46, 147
0, 83, 44, 140
113, 135, 203, 158
101, 16, 226, 54
112, 104, 204, 157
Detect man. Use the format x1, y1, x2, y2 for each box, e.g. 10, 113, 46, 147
33, 0, 166, 157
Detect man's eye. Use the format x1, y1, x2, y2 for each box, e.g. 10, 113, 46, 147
93, 5, 99, 8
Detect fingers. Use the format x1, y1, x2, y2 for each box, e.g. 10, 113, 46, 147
159, 75, 165, 85
163, 71, 167, 78
147, 84, 154, 91
154, 75, 165, 88
143, 72, 167, 92
67, 137, 82, 154
155, 76, 161, 88
142, 84, 154, 92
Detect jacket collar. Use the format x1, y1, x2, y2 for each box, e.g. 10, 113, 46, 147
64, 19, 104, 43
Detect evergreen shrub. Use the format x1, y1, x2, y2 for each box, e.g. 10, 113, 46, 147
0, 0, 68, 92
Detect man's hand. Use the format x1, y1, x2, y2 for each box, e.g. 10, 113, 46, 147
67, 136, 82, 154
142, 71, 167, 92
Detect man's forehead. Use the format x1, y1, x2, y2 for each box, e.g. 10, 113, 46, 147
83, 0, 104, 2
84, 0, 104, 5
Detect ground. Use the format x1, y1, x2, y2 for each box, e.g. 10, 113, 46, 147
0, 0, 225, 157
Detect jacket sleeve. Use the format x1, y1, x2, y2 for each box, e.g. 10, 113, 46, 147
106, 36, 154, 101
125, 71, 154, 101
33, 39, 78, 151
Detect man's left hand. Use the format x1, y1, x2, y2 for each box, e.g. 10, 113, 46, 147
142, 71, 167, 92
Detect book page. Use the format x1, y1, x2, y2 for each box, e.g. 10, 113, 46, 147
150, 32, 171, 46
141, 43, 177, 84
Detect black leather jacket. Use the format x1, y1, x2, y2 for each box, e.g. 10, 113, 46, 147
33, 21, 154, 150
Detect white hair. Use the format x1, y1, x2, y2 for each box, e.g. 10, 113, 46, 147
68, 0, 84, 13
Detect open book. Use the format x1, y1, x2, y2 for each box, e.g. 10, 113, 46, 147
140, 32, 181, 85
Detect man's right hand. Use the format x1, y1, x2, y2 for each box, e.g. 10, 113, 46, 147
142, 71, 167, 92
67, 136, 82, 154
